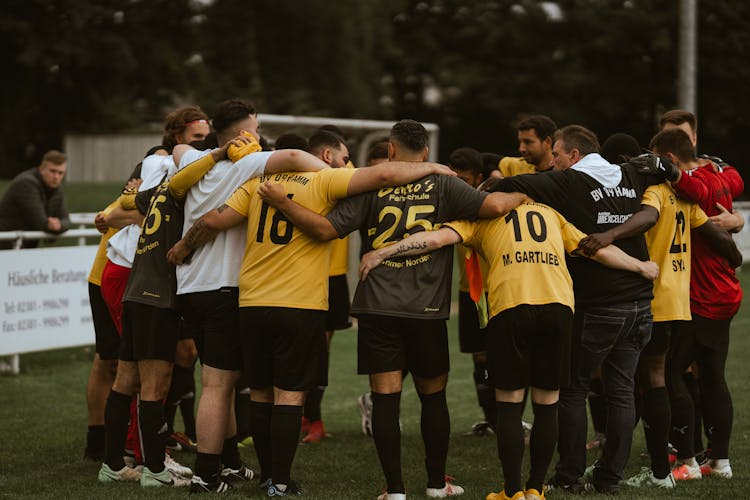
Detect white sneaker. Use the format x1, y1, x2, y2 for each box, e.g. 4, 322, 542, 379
140, 465, 191, 487
672, 459, 702, 480
621, 467, 676, 488
164, 453, 193, 478
426, 480, 464, 497
98, 463, 141, 482
706, 459, 733, 479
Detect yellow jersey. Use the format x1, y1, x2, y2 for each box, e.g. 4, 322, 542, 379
447, 203, 586, 318
499, 157, 536, 177
88, 200, 121, 285
641, 183, 708, 322
226, 168, 357, 310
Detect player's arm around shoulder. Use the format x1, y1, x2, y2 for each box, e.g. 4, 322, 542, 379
359, 226, 463, 281
478, 191, 532, 218
345, 160, 456, 196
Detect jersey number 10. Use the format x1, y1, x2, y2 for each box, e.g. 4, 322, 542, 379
256, 194, 294, 244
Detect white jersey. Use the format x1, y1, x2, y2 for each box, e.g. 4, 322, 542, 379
106, 154, 173, 268
176, 148, 272, 294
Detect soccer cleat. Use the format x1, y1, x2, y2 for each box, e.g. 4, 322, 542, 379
301, 419, 326, 443
582, 461, 597, 482
621, 467, 675, 488
221, 463, 254, 484
164, 453, 193, 478
485, 490, 525, 500
140, 466, 191, 487
700, 459, 733, 479
267, 480, 303, 496
358, 392, 374, 436
98, 463, 141, 482
190, 474, 232, 493
463, 421, 494, 437
672, 461, 702, 480
426, 478, 464, 497
167, 431, 197, 453
524, 488, 544, 500
377, 492, 406, 500
300, 416, 311, 435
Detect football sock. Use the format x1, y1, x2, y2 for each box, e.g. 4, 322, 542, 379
235, 388, 252, 441
683, 372, 704, 452
195, 451, 221, 481
473, 361, 495, 424
303, 386, 324, 423
643, 387, 671, 478
221, 435, 241, 469
528, 402, 558, 491
372, 391, 404, 494
495, 401, 525, 496
104, 390, 132, 470
249, 401, 273, 482
669, 374, 695, 459
419, 389, 450, 489
139, 399, 167, 473
270, 405, 303, 486
86, 424, 105, 456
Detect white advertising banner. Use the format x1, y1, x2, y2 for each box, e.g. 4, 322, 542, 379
0, 246, 97, 355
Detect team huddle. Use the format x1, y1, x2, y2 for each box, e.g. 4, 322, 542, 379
82, 101, 744, 500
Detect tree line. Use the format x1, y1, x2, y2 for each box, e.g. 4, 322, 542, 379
3, 0, 748, 189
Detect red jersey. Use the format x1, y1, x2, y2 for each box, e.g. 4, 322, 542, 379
672, 164, 744, 320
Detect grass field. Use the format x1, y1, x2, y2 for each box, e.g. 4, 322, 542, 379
2, 268, 750, 499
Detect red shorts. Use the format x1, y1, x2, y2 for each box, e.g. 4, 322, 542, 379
100, 260, 131, 335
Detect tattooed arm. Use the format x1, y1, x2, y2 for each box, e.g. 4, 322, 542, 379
359, 227, 462, 281
166, 204, 245, 265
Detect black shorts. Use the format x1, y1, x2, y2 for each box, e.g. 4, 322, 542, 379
642, 321, 672, 356
177, 288, 242, 371
90, 282, 120, 360
240, 307, 327, 391
119, 301, 180, 363
458, 291, 487, 353
486, 303, 572, 391
326, 275, 352, 331
357, 314, 450, 378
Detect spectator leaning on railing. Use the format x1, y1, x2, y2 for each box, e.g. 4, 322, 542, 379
0, 149, 71, 248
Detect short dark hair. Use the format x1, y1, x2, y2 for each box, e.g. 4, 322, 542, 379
366, 141, 389, 165
448, 147, 483, 175
275, 133, 308, 151
41, 149, 66, 165
481, 152, 502, 178
649, 129, 696, 163
554, 125, 600, 156
307, 130, 344, 155
162, 106, 209, 151
600, 133, 641, 164
318, 124, 346, 141
517, 114, 558, 141
212, 99, 256, 134
659, 109, 697, 132
390, 119, 428, 152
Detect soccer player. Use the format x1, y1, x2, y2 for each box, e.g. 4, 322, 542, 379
357, 201, 658, 500
577, 128, 742, 488
490, 125, 670, 493
256, 120, 528, 499
167, 137, 459, 497
447, 147, 496, 436
300, 129, 354, 443
498, 115, 557, 176
657, 124, 744, 479
98, 134, 256, 488
169, 99, 332, 492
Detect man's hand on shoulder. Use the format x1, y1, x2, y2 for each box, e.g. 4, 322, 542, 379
46, 217, 61, 232
258, 182, 287, 208
627, 153, 680, 182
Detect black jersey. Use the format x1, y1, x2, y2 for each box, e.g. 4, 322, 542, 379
123, 174, 184, 309
492, 158, 658, 307
326, 174, 486, 319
